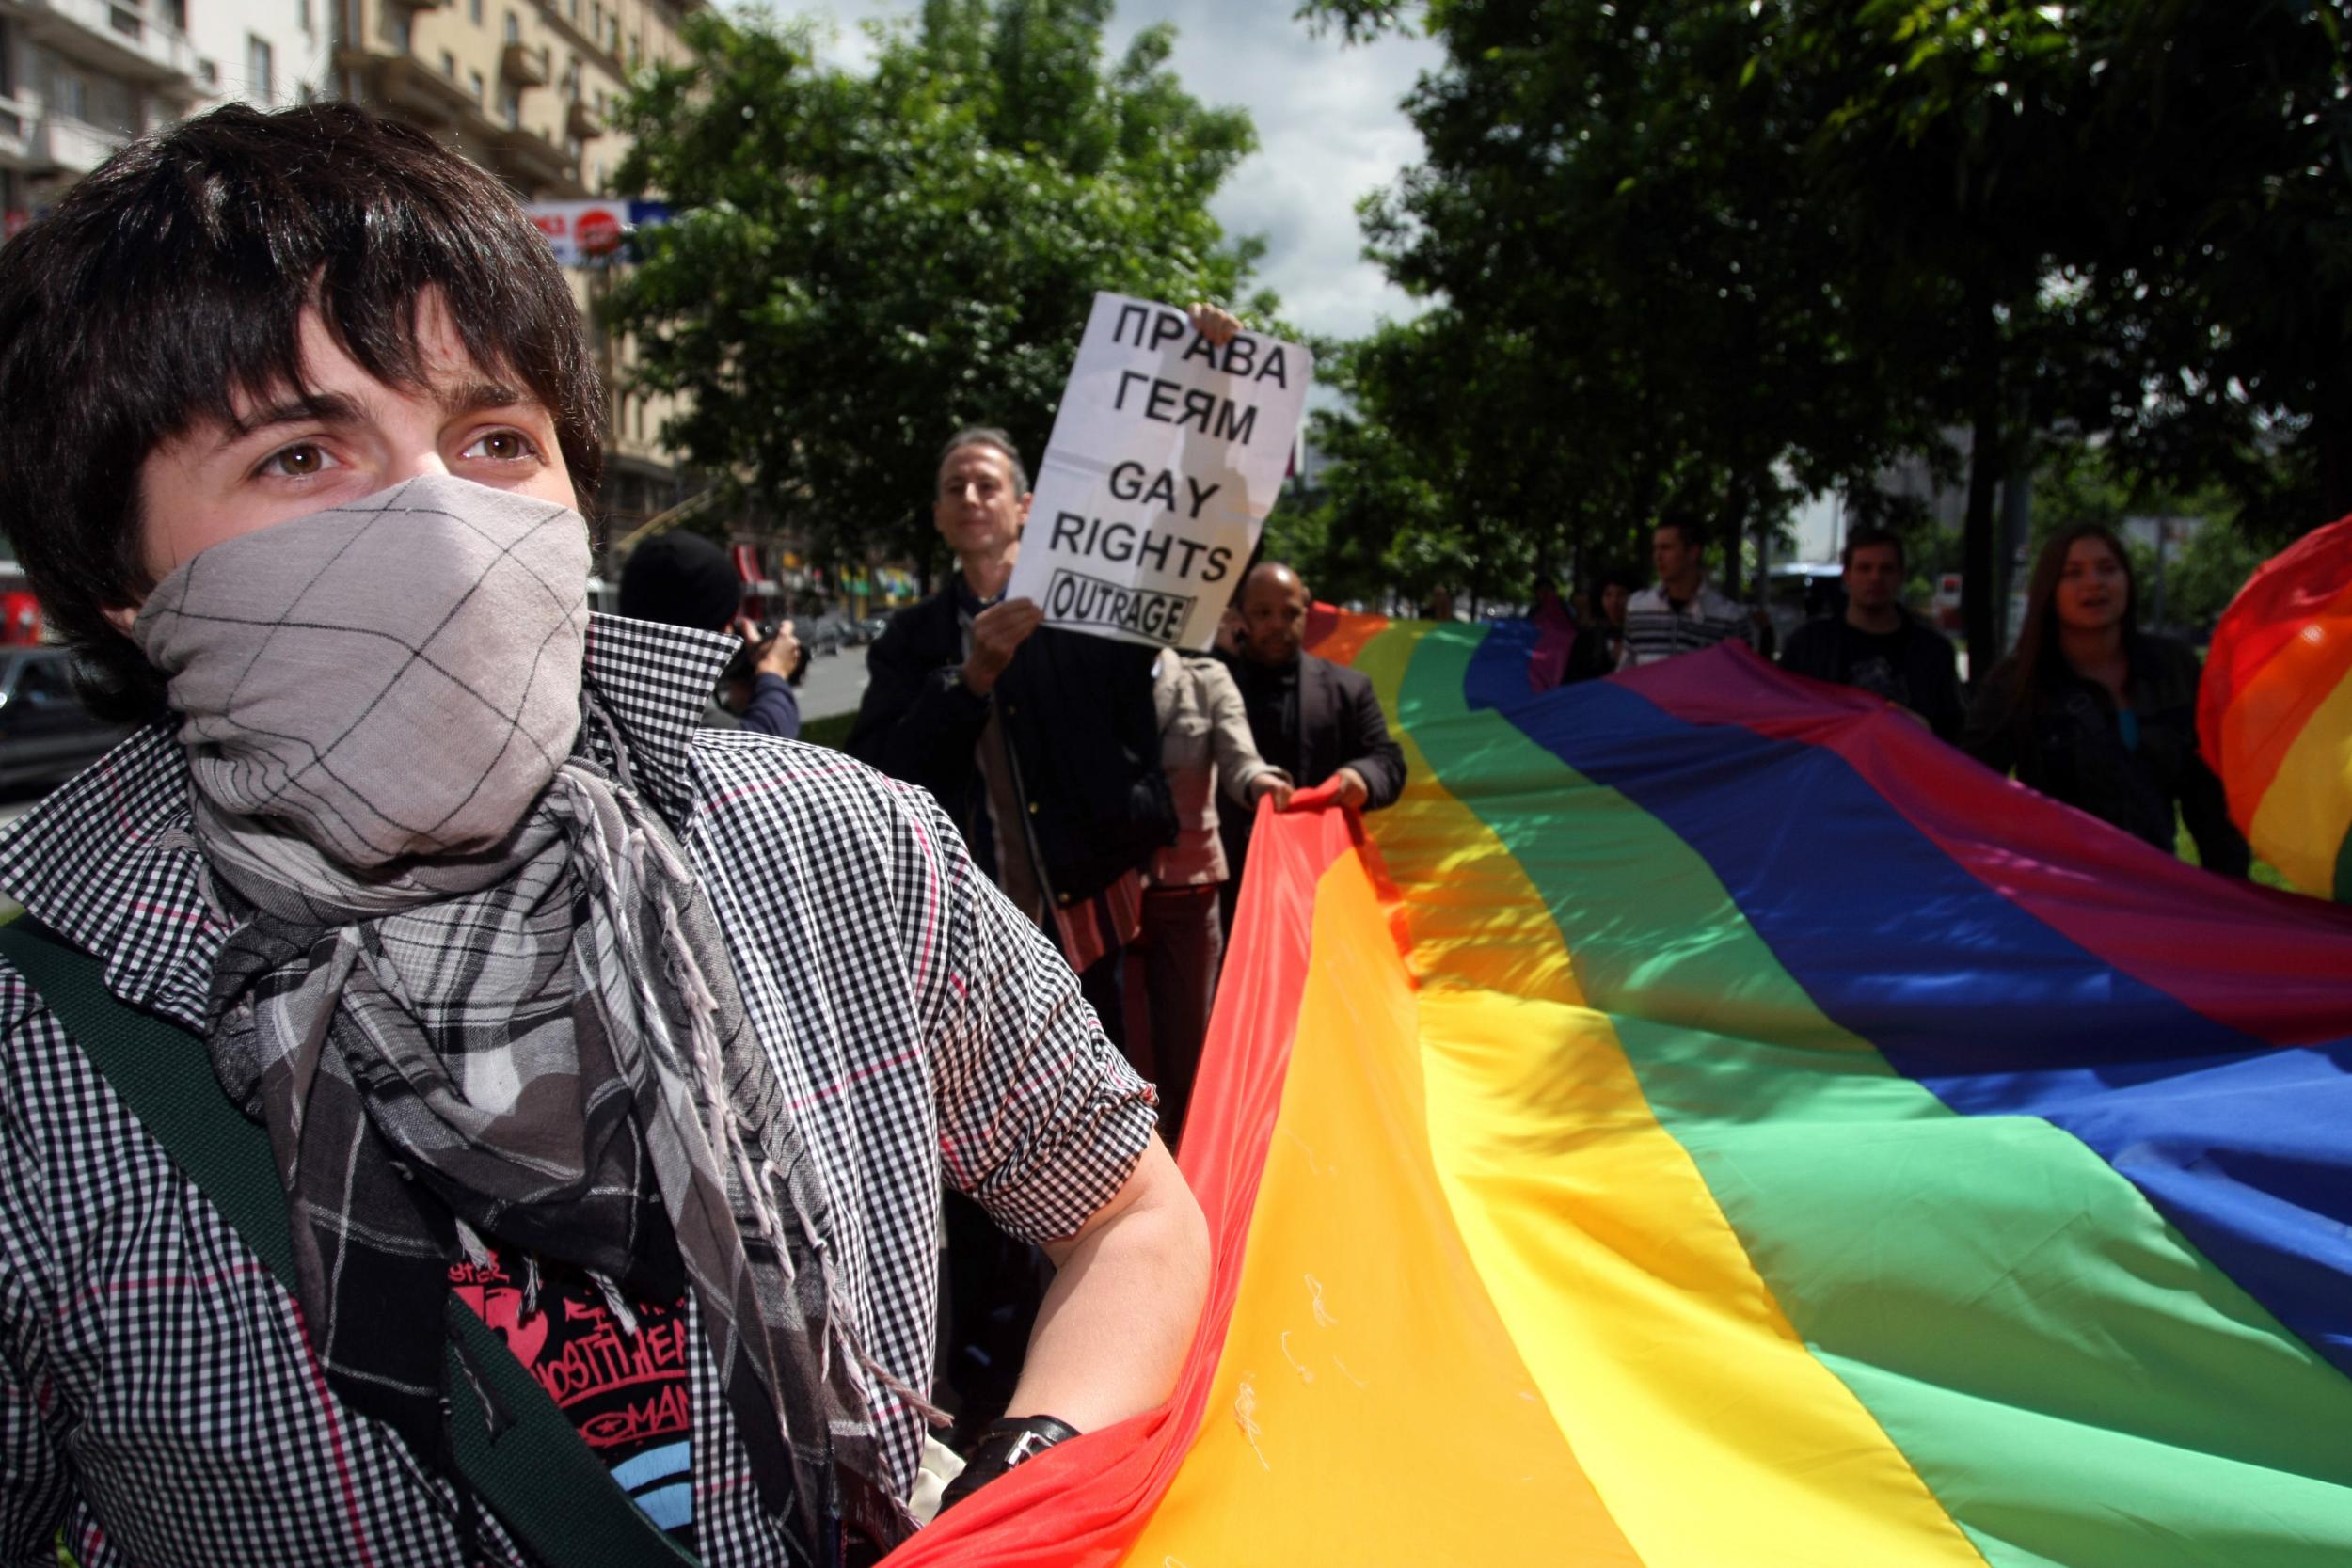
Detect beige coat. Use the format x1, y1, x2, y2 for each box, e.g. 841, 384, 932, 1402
1149, 650, 1284, 887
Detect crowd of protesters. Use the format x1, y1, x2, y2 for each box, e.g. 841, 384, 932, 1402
0, 93, 2267, 1568
1550, 517, 2248, 875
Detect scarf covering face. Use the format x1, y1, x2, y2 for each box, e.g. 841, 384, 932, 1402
133, 476, 912, 1553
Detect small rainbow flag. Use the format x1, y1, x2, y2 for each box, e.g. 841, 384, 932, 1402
891, 615, 2352, 1567
2201, 513, 2352, 900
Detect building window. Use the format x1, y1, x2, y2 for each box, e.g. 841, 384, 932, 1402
51, 65, 85, 121
503, 9, 519, 43
568, 0, 579, 22
386, 9, 410, 52
87, 73, 135, 135
296, 0, 311, 34
0, 19, 14, 98
469, 68, 484, 103
248, 35, 275, 103
439, 49, 456, 76
500, 82, 520, 128
469, 0, 483, 22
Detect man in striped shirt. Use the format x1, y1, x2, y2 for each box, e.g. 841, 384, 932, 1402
1618, 517, 1758, 669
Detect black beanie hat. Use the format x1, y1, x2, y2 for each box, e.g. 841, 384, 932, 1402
619, 532, 741, 632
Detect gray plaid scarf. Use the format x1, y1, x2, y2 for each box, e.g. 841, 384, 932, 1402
133, 478, 914, 1554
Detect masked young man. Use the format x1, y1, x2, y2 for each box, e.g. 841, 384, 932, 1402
0, 104, 1206, 1568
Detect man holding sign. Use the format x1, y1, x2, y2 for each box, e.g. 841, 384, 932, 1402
850, 303, 1283, 1035
848, 423, 1168, 1036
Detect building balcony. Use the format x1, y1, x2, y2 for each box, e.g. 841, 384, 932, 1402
26, 114, 126, 179
485, 123, 575, 195
342, 48, 478, 129
564, 96, 599, 141
17, 0, 204, 96
0, 96, 35, 170
500, 42, 548, 88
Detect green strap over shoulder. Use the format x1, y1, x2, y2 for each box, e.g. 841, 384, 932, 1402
0, 918, 700, 1568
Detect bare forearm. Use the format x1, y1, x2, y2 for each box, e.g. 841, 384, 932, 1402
1008, 1137, 1209, 1431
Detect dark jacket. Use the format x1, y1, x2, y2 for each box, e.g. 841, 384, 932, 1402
1218, 650, 1407, 878
1779, 611, 1966, 742
1564, 624, 1623, 684
846, 584, 1173, 904
1963, 633, 2249, 875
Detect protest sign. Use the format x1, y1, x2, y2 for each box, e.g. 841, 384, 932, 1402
1005, 293, 1312, 650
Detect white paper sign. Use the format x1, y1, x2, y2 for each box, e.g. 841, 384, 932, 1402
1006, 293, 1313, 650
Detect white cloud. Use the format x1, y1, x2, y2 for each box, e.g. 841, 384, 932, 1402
794, 1, 1443, 341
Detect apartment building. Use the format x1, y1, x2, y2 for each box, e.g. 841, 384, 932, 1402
0, 0, 209, 233
188, 0, 328, 113
330, 0, 703, 551
0, 0, 701, 561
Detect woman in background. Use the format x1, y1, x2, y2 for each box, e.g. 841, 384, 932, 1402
1964, 523, 2249, 875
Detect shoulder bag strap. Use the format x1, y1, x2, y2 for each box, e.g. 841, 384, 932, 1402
0, 918, 699, 1568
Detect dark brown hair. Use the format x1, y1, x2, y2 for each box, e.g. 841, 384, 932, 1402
1995, 522, 2140, 739
0, 103, 606, 718
1841, 524, 1905, 572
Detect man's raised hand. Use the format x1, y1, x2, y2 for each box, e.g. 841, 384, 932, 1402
1188, 302, 1243, 348
962, 597, 1046, 696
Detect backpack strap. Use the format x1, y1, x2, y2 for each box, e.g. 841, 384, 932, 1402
0, 917, 701, 1568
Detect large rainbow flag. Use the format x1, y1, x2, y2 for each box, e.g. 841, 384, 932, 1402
892, 615, 2352, 1567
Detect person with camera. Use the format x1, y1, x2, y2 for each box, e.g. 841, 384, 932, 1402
724, 615, 806, 740
618, 530, 803, 739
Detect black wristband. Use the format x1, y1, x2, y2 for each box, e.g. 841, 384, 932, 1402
936, 1415, 1082, 1513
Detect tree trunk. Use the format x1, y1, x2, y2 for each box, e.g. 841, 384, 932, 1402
2319, 364, 2352, 523
1962, 305, 2004, 668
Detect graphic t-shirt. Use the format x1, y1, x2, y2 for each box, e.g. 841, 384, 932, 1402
1833, 623, 1916, 705
1780, 614, 1966, 741
451, 1246, 695, 1545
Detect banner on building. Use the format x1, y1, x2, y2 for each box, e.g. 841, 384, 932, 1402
1004, 293, 1312, 651
522, 199, 675, 266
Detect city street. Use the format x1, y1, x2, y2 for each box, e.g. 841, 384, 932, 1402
791, 641, 872, 725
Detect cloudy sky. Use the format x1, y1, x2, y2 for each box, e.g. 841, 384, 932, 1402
795, 1, 1446, 343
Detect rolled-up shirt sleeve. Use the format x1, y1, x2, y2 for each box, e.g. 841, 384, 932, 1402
922, 801, 1155, 1244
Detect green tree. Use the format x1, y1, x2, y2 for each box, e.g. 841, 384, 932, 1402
606, 1, 1270, 578
1295, 0, 2352, 645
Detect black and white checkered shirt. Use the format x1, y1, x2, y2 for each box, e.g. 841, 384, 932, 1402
0, 614, 1154, 1567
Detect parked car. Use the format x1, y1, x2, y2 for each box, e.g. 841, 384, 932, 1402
794, 613, 857, 658
857, 614, 892, 644
1761, 563, 1845, 652
0, 647, 133, 791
